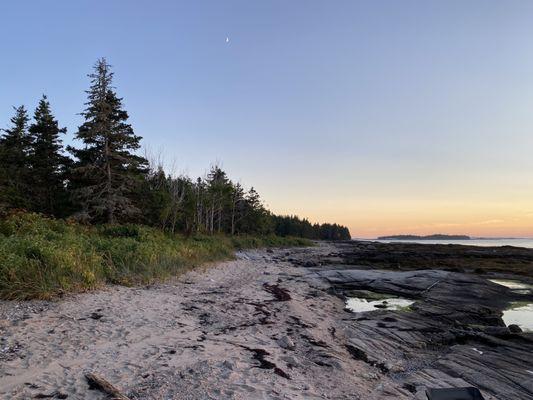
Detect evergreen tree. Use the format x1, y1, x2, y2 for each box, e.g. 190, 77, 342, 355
69, 58, 148, 223
28, 95, 70, 216
139, 166, 172, 228
0, 106, 32, 210
205, 166, 232, 233
230, 183, 245, 235
1, 58, 351, 240
237, 187, 273, 234
272, 214, 351, 240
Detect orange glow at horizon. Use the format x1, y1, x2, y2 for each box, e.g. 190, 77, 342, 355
269, 198, 533, 239
263, 155, 533, 240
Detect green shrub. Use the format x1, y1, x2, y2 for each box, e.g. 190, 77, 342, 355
98, 224, 143, 238
0, 213, 311, 300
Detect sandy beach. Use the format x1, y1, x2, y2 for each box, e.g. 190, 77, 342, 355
1, 244, 382, 399
1, 242, 533, 399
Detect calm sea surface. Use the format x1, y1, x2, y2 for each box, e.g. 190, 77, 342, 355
368, 238, 533, 249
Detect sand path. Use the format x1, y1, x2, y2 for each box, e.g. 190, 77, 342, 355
0, 246, 393, 399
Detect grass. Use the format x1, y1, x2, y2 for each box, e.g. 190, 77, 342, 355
0, 212, 312, 300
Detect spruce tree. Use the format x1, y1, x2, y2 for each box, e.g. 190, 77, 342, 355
206, 166, 232, 233
69, 58, 148, 223
230, 183, 245, 235
28, 95, 70, 216
238, 187, 272, 234
0, 106, 32, 210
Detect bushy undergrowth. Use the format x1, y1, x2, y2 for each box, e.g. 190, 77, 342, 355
0, 213, 312, 300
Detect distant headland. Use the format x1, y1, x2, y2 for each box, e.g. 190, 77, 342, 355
377, 234, 471, 240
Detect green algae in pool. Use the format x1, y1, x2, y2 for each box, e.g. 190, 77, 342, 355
346, 297, 414, 313
502, 302, 533, 332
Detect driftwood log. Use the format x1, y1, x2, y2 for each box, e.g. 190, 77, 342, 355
85, 373, 130, 400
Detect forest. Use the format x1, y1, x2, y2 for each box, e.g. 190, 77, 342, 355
0, 59, 350, 299
0, 58, 350, 241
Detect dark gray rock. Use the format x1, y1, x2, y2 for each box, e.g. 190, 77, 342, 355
309, 242, 533, 400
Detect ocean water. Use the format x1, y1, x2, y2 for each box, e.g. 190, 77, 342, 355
501, 303, 533, 332
371, 238, 533, 249
345, 297, 414, 313
489, 280, 533, 332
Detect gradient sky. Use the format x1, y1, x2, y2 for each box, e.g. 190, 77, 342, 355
1, 1, 533, 238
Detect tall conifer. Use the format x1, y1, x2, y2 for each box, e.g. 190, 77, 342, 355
0, 106, 32, 210
28, 95, 69, 215
69, 58, 148, 223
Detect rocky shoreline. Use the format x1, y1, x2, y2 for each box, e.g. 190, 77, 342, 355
1, 242, 533, 399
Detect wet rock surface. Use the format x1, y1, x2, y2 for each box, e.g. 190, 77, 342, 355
286, 241, 533, 399
317, 240, 533, 278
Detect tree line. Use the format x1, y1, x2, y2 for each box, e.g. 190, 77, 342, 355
273, 215, 351, 240
0, 58, 351, 240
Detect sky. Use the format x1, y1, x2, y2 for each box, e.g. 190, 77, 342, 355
1, 1, 533, 238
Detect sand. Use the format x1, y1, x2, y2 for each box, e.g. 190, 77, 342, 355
0, 245, 388, 399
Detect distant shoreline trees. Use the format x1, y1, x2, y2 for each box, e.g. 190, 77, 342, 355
273, 215, 351, 240
0, 59, 351, 240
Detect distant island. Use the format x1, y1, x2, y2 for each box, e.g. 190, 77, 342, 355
377, 234, 471, 240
